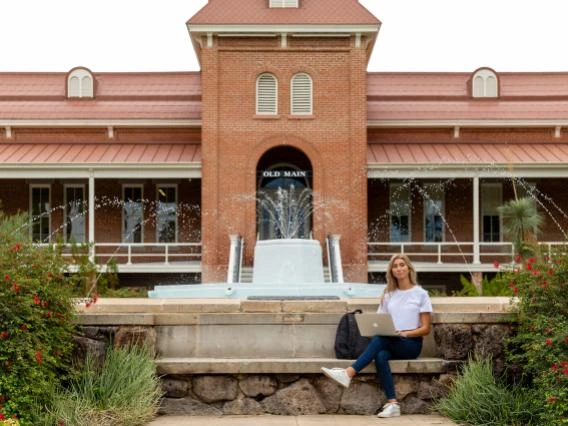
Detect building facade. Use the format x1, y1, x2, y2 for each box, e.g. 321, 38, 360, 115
1, 0, 568, 290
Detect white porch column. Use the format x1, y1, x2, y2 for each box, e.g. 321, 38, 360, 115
88, 170, 95, 263
473, 176, 481, 264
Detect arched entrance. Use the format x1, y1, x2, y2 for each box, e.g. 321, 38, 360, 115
257, 147, 313, 240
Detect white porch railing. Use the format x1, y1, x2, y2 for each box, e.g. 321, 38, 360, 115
42, 242, 202, 271
368, 241, 568, 267
368, 241, 515, 265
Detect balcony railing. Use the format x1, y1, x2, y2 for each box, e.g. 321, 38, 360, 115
40, 242, 202, 272
368, 241, 568, 268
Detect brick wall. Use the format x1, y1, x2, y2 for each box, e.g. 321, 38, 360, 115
199, 34, 370, 282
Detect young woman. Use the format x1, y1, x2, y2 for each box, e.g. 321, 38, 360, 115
322, 254, 433, 418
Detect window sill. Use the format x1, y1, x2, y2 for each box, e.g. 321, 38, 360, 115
288, 114, 315, 120
253, 114, 281, 120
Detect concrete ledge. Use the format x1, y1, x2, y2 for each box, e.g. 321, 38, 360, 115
155, 357, 447, 375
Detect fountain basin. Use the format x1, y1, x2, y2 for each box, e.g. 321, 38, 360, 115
147, 282, 385, 299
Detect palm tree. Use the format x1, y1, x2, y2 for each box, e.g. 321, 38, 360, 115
498, 196, 543, 257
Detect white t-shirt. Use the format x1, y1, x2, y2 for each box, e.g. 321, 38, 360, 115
377, 285, 433, 331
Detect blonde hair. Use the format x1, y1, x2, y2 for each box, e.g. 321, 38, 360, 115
385, 253, 417, 294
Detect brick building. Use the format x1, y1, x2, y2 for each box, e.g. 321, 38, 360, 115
1, 0, 568, 291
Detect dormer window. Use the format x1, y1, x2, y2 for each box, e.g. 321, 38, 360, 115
472, 68, 498, 98
67, 67, 94, 98
269, 0, 299, 8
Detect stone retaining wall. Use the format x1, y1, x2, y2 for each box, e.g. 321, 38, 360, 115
75, 297, 516, 415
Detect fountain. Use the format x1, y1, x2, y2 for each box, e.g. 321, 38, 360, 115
148, 187, 385, 299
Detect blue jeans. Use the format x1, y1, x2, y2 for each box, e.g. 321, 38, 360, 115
351, 336, 423, 400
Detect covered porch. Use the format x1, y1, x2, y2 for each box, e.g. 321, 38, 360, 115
366, 141, 568, 277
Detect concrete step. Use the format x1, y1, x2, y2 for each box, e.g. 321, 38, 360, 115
238, 267, 332, 283
155, 357, 447, 375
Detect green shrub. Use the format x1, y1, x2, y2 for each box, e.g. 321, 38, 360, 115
0, 212, 77, 424
497, 254, 568, 425
39, 345, 162, 426
434, 357, 542, 425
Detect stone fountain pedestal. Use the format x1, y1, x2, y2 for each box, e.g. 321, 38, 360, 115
252, 239, 324, 284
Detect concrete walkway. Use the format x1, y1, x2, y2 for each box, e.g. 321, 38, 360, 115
147, 414, 458, 425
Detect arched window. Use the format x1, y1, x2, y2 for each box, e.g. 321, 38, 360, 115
472, 68, 498, 98
256, 73, 278, 115
67, 68, 94, 98
291, 73, 313, 115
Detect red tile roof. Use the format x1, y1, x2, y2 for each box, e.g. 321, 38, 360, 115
368, 143, 568, 165
0, 72, 201, 120
0, 143, 201, 164
188, 0, 380, 25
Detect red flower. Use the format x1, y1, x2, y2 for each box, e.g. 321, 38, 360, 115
564, 368, 568, 376
547, 396, 558, 404
46, 311, 53, 319
20, 324, 28, 332
35, 350, 42, 365
515, 254, 521, 263
92, 293, 99, 303
33, 295, 41, 305
42, 300, 49, 308
513, 286, 519, 295
0, 331, 8, 339
565, 336, 568, 344
546, 338, 553, 346
12, 283, 20, 293
3, 274, 9, 282
58, 420, 65, 426
547, 268, 554, 275
532, 270, 540, 276
85, 302, 92, 308
551, 363, 558, 371
526, 262, 533, 271
493, 260, 500, 269
10, 242, 22, 252
0, 413, 5, 420
561, 360, 567, 368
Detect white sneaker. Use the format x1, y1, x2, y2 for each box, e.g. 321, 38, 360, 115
377, 402, 401, 418
321, 367, 352, 388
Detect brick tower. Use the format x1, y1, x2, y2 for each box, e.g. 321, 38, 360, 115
187, 0, 380, 282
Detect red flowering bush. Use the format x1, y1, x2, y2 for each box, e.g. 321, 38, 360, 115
0, 212, 76, 425
497, 253, 568, 424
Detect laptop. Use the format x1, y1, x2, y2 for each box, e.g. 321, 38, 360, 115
355, 313, 399, 337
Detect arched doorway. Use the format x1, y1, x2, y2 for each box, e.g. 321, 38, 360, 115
257, 147, 313, 240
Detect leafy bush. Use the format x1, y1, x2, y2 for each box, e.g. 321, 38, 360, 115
434, 357, 542, 425
0, 212, 77, 424
498, 254, 568, 425
456, 273, 514, 296
38, 345, 162, 426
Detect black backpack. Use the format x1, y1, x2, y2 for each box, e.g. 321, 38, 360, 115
334, 309, 370, 359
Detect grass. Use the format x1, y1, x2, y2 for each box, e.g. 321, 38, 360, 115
434, 357, 541, 426
36, 345, 162, 426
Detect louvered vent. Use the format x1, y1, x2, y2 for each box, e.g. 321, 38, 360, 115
256, 73, 277, 115
291, 73, 312, 115
269, 0, 299, 7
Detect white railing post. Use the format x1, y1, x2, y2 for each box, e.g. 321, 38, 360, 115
164, 244, 170, 265
437, 244, 442, 264
88, 171, 95, 264
473, 176, 481, 264
127, 244, 132, 265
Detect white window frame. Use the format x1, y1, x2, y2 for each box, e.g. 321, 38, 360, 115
481, 183, 503, 242
422, 183, 445, 242
67, 68, 94, 98
472, 69, 498, 98
122, 184, 144, 243
63, 184, 86, 244
389, 182, 411, 242
156, 184, 178, 243
290, 73, 313, 115
29, 184, 51, 243
256, 73, 278, 115
269, 0, 299, 7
